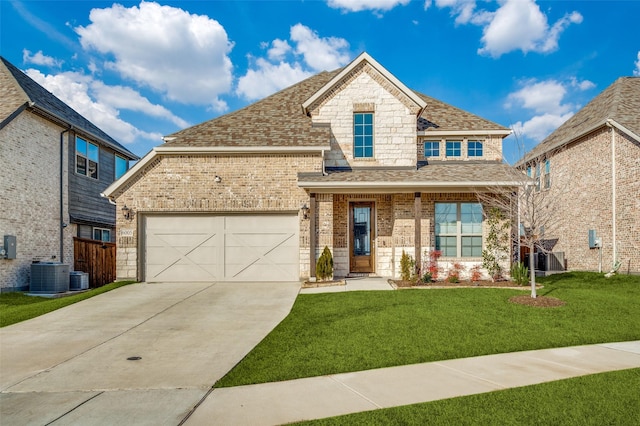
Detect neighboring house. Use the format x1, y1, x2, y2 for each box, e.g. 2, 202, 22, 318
103, 52, 516, 283
517, 77, 639, 274
0, 56, 139, 291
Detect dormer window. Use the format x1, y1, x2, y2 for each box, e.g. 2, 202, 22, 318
354, 112, 374, 158
468, 141, 483, 157
424, 141, 440, 158
446, 141, 461, 158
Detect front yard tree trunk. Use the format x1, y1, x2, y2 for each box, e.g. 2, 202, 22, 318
529, 242, 537, 298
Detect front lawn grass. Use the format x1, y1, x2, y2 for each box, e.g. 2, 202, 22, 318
216, 272, 640, 387
297, 367, 640, 425
0, 280, 136, 327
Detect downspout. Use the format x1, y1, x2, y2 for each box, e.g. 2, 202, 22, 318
60, 127, 71, 263
606, 120, 617, 266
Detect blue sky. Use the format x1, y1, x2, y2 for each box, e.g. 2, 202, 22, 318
2, 0, 639, 163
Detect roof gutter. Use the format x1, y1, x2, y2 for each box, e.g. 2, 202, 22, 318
298, 180, 520, 193
417, 129, 512, 137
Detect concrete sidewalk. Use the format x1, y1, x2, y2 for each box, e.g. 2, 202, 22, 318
185, 341, 640, 425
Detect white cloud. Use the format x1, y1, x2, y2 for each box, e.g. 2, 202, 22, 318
634, 51, 640, 76
430, 0, 582, 58
22, 49, 63, 67
505, 77, 592, 142
327, 0, 410, 13
237, 24, 351, 101
25, 68, 179, 144
511, 112, 574, 143
569, 77, 595, 91
267, 39, 292, 61
290, 24, 350, 71
237, 59, 313, 101
506, 79, 571, 115
75, 1, 233, 111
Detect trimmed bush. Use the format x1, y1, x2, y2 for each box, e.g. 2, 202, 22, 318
316, 246, 334, 281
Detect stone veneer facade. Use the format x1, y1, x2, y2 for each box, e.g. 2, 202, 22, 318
543, 126, 639, 273
0, 113, 73, 291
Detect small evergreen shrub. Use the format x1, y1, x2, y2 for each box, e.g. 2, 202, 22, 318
316, 246, 334, 281
400, 250, 414, 281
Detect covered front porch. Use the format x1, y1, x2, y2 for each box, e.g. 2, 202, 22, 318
298, 163, 518, 280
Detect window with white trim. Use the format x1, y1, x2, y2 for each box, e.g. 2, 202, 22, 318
543, 159, 550, 189
76, 137, 99, 179
353, 112, 374, 158
435, 202, 483, 257
446, 141, 461, 157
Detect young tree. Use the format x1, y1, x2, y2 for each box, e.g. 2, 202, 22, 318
476, 141, 566, 298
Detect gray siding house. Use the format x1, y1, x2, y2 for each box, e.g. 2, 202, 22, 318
0, 56, 139, 291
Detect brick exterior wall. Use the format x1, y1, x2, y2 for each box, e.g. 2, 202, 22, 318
310, 64, 419, 168
114, 153, 321, 281
545, 126, 639, 273
0, 113, 72, 291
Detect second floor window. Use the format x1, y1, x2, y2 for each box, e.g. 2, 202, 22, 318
354, 112, 373, 158
468, 141, 483, 157
115, 155, 128, 180
424, 141, 440, 157
76, 137, 99, 179
446, 141, 461, 157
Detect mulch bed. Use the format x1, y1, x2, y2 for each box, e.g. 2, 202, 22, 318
301, 279, 346, 288
391, 280, 565, 308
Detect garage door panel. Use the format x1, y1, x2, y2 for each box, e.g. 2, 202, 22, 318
144, 214, 298, 282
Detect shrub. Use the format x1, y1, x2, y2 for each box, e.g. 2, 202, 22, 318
470, 265, 482, 283
427, 249, 442, 281
447, 262, 465, 283
510, 261, 529, 286
400, 250, 414, 281
316, 246, 334, 281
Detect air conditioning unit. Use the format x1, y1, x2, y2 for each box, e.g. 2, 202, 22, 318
30, 262, 70, 293
70, 271, 89, 290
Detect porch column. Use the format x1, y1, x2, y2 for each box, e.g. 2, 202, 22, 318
309, 193, 316, 278
415, 192, 422, 274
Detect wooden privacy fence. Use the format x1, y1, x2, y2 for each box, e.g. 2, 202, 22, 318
73, 237, 116, 288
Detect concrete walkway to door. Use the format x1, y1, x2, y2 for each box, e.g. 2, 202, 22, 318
0, 281, 300, 426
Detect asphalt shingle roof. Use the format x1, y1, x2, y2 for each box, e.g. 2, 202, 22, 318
523, 77, 640, 162
0, 56, 137, 160
165, 66, 509, 149
298, 162, 517, 187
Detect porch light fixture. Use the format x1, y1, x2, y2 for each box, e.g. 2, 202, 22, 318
301, 204, 310, 220
214, 175, 222, 183
122, 204, 133, 221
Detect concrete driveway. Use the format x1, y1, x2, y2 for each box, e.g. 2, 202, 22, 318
0, 281, 300, 425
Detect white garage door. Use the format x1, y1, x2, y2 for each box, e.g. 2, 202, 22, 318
144, 214, 299, 282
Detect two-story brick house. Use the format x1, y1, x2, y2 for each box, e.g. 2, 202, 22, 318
103, 53, 516, 282
517, 77, 639, 274
0, 56, 139, 291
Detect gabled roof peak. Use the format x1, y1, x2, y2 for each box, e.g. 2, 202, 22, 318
302, 52, 427, 116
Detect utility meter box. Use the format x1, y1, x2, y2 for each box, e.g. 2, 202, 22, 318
3, 235, 16, 259
588, 230, 601, 249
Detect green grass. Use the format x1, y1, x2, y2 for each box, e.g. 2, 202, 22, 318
0, 281, 136, 327
216, 272, 640, 387
296, 368, 640, 425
